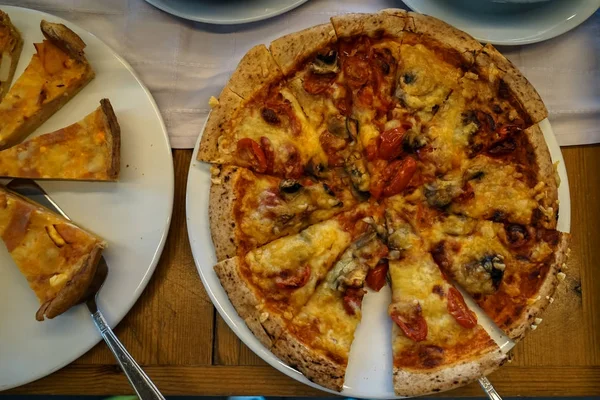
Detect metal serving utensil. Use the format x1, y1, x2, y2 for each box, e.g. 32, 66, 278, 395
6, 179, 165, 400
479, 376, 503, 400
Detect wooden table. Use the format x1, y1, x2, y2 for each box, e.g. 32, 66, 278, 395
7, 147, 600, 397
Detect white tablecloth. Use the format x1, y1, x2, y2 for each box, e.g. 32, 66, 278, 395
4, 0, 599, 148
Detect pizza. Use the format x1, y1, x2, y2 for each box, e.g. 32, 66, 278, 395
0, 20, 94, 150
0, 99, 120, 181
0, 186, 106, 321
199, 9, 570, 396
0, 10, 23, 100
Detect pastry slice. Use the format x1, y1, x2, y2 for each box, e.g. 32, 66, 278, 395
0, 186, 106, 320
0, 20, 95, 150
388, 246, 505, 396
0, 10, 23, 100
0, 99, 120, 181
271, 227, 388, 391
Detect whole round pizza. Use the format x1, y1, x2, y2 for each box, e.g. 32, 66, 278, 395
197, 9, 570, 396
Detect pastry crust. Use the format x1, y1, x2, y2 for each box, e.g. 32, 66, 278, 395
0, 11, 23, 100
209, 165, 240, 261
40, 20, 87, 62
504, 232, 570, 341
100, 98, 121, 181
393, 348, 506, 396
270, 23, 337, 76
272, 330, 345, 392
475, 44, 548, 124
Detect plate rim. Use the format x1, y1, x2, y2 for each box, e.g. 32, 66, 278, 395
403, 0, 600, 45
186, 112, 570, 397
0, 5, 174, 391
144, 0, 309, 25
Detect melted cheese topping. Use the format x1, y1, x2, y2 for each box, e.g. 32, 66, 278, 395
0, 40, 92, 148
0, 104, 112, 180
0, 189, 103, 303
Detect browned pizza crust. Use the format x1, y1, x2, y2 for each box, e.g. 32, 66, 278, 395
209, 165, 240, 261
405, 11, 483, 66
36, 244, 102, 321
272, 330, 346, 392
197, 88, 243, 163
0, 11, 23, 100
100, 98, 121, 181
525, 124, 559, 228
505, 232, 570, 341
393, 347, 506, 396
214, 257, 288, 348
224, 44, 283, 100
270, 23, 337, 77
331, 9, 409, 39
475, 44, 547, 124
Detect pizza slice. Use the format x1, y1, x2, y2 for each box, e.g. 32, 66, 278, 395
214, 203, 385, 348
427, 215, 569, 341
271, 223, 388, 391
209, 164, 357, 260
0, 20, 95, 150
0, 99, 120, 181
0, 10, 23, 100
198, 45, 329, 179
388, 246, 505, 396
0, 185, 106, 321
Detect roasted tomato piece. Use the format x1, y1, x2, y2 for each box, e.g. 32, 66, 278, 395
382, 157, 417, 197
391, 305, 428, 342
379, 125, 409, 161
447, 287, 477, 328
366, 261, 389, 292
343, 55, 370, 88
275, 265, 310, 289
343, 287, 366, 316
303, 72, 337, 95
236, 138, 267, 173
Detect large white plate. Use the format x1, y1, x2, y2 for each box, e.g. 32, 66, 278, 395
404, 0, 599, 45
0, 6, 174, 391
187, 118, 570, 397
144, 0, 309, 25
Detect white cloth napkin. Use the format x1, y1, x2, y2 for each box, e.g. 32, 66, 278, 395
3, 0, 599, 148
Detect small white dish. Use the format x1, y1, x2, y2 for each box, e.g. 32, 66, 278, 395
186, 115, 570, 397
0, 6, 174, 391
144, 0, 309, 25
403, 0, 600, 45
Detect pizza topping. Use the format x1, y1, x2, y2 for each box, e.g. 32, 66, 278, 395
311, 50, 339, 74
45, 225, 66, 247
303, 72, 337, 95
343, 287, 366, 316
283, 144, 303, 178
379, 125, 409, 161
343, 55, 370, 88
346, 117, 359, 140
467, 254, 506, 291
236, 138, 268, 173
382, 157, 417, 198
346, 151, 371, 194
390, 304, 428, 342
366, 261, 388, 291
261, 107, 281, 125
279, 179, 302, 194
259, 137, 275, 174
505, 224, 530, 247
447, 287, 477, 328
35, 40, 70, 75
424, 178, 463, 208
275, 264, 311, 289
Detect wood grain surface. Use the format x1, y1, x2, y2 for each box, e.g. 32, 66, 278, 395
6, 146, 600, 397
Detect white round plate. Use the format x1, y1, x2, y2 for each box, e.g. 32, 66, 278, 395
144, 0, 309, 25
187, 113, 570, 397
404, 0, 600, 45
0, 6, 173, 391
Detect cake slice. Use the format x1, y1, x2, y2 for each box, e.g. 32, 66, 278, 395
0, 99, 120, 181
0, 20, 95, 150
0, 185, 106, 320
0, 10, 23, 100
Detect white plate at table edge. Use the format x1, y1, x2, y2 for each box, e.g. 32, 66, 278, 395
186, 115, 570, 397
0, 6, 174, 391
404, 0, 600, 45
144, 0, 309, 25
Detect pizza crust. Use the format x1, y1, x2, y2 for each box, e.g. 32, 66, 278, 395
504, 232, 570, 341
475, 44, 547, 124
393, 347, 506, 396
209, 165, 240, 261
270, 23, 337, 76
224, 44, 283, 100
0, 11, 23, 101
331, 9, 409, 39
99, 98, 121, 181
214, 257, 288, 348
524, 124, 559, 228
40, 20, 88, 63
272, 330, 346, 392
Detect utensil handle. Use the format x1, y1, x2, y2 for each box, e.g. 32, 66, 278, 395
91, 310, 165, 400
479, 377, 503, 400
